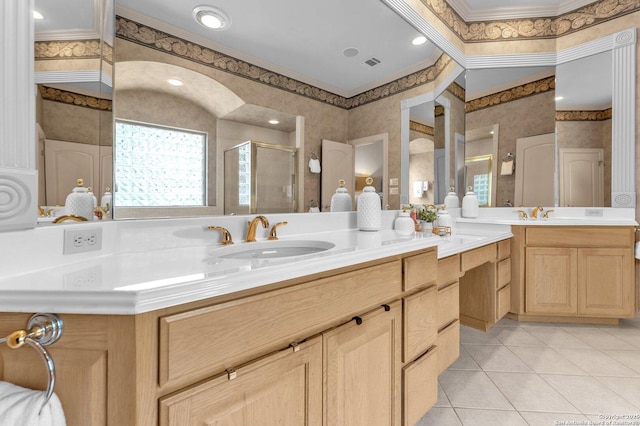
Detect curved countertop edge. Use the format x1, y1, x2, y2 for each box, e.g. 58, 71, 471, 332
0, 226, 513, 315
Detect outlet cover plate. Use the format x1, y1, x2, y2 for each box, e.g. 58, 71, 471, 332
585, 208, 604, 217
63, 227, 103, 255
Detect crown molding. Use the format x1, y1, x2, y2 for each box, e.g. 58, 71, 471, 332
447, 0, 598, 22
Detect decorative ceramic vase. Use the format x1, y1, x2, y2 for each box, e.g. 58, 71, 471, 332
357, 177, 381, 231
330, 179, 352, 212
462, 186, 479, 218
101, 187, 113, 218
436, 205, 453, 232
444, 186, 459, 209
65, 178, 94, 220
394, 208, 415, 236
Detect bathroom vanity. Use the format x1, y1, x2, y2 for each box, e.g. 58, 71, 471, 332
0, 211, 637, 425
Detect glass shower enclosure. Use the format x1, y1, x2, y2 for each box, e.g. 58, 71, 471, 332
224, 140, 297, 215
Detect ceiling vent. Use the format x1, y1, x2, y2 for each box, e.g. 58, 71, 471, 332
363, 57, 381, 67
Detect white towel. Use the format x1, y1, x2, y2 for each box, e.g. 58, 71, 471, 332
0, 381, 66, 426
500, 160, 514, 176
308, 158, 321, 173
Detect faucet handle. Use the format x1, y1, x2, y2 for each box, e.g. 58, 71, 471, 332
268, 221, 288, 240
515, 210, 528, 220
208, 226, 233, 245
542, 210, 555, 219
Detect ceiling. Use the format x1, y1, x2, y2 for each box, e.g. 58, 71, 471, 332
36, 0, 604, 103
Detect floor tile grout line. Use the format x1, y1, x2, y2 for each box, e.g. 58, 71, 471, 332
591, 375, 640, 412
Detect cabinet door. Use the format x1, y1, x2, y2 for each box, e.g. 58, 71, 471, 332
159, 336, 322, 426
525, 247, 578, 315
323, 301, 402, 426
578, 248, 634, 317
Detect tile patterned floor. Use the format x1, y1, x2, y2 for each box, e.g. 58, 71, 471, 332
417, 317, 640, 425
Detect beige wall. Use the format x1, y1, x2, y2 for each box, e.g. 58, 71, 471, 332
466, 91, 556, 206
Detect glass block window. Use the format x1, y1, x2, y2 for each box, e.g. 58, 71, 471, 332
473, 174, 490, 207
115, 120, 206, 207
238, 143, 251, 206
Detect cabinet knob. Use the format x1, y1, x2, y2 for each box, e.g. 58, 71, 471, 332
352, 316, 363, 325
381, 304, 391, 312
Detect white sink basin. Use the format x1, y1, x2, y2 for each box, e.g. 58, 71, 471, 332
214, 240, 336, 260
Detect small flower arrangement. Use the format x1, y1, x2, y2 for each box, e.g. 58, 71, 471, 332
418, 205, 438, 223
409, 204, 438, 223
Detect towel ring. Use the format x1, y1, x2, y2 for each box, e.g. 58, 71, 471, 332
0, 313, 64, 410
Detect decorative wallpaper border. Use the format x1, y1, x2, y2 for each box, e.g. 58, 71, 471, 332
556, 107, 612, 121
35, 40, 102, 60
39, 85, 113, 111
446, 82, 465, 102
421, 0, 640, 42
466, 75, 555, 113
410, 121, 435, 135
115, 16, 451, 110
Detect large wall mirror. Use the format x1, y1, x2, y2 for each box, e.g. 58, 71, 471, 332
34, 0, 114, 222
32, 0, 447, 222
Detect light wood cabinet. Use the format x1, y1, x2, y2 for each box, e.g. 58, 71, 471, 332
458, 240, 512, 331
513, 226, 636, 322
159, 336, 323, 426
403, 346, 438, 426
323, 302, 402, 426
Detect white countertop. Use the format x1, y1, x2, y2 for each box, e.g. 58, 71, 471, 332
1, 207, 635, 315
0, 217, 511, 315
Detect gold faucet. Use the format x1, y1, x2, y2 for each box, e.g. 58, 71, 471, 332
53, 215, 89, 223
208, 226, 233, 245
515, 210, 528, 220
542, 210, 555, 219
245, 216, 269, 242
268, 221, 288, 240
531, 206, 544, 219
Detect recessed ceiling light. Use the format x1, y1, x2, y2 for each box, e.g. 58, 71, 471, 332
167, 79, 183, 86
193, 5, 231, 30
33, 10, 44, 20
412, 36, 427, 46
555, 96, 564, 101
268, 119, 279, 125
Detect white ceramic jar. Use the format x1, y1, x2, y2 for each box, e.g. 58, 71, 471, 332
65, 178, 94, 220
462, 186, 479, 218
443, 186, 459, 209
394, 209, 415, 236
330, 179, 352, 212
357, 177, 381, 231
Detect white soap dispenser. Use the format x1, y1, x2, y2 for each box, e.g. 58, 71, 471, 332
443, 186, 459, 209
330, 179, 352, 212
394, 206, 415, 236
462, 186, 479, 218
357, 177, 381, 231
65, 178, 94, 220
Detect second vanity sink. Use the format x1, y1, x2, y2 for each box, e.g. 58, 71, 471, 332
214, 240, 336, 260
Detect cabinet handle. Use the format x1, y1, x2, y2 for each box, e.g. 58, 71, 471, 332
381, 304, 391, 312
290, 342, 300, 352
226, 368, 237, 380
352, 316, 363, 325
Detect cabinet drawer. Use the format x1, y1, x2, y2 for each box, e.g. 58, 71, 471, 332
526, 227, 634, 247
159, 336, 323, 426
403, 249, 437, 291
403, 346, 438, 426
159, 260, 402, 389
403, 285, 437, 362
437, 282, 459, 330
437, 320, 460, 374
496, 284, 511, 321
461, 244, 496, 271
437, 254, 460, 288
497, 239, 511, 260
497, 258, 511, 289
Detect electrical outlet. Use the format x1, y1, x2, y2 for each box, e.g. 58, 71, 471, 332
63, 266, 102, 289
63, 228, 102, 254
585, 208, 604, 217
